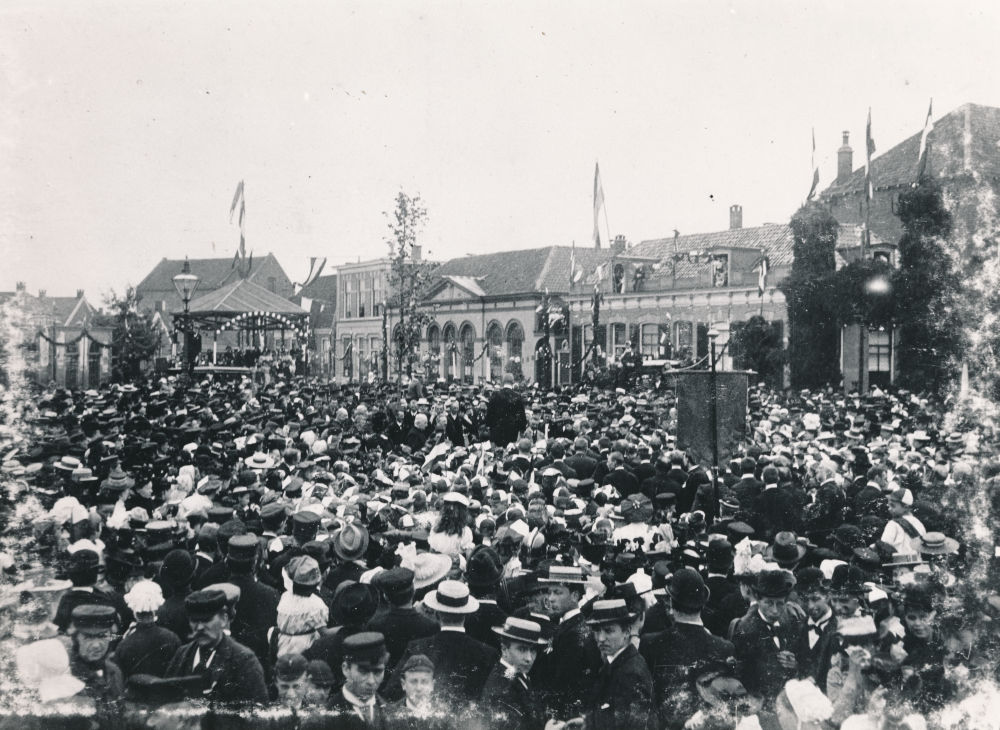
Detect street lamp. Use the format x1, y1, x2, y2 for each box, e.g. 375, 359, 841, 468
707, 326, 720, 522
173, 258, 200, 375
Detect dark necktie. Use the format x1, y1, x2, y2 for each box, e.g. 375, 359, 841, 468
808, 618, 829, 649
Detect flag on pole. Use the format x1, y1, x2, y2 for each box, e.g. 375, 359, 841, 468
865, 110, 876, 201
807, 128, 820, 200
301, 257, 327, 288
229, 181, 247, 272
916, 99, 933, 181
300, 296, 313, 314
593, 163, 605, 249
569, 241, 576, 288
755, 255, 770, 294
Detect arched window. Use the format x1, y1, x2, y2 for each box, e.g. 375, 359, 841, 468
486, 322, 504, 382
442, 323, 458, 381
460, 323, 476, 384
505, 321, 524, 380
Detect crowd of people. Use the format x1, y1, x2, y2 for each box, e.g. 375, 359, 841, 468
0, 369, 996, 730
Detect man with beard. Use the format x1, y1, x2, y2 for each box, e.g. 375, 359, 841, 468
67, 604, 126, 700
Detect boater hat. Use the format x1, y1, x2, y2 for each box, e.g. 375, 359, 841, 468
493, 617, 548, 646
423, 580, 480, 614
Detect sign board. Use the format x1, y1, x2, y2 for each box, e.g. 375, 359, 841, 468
675, 371, 751, 468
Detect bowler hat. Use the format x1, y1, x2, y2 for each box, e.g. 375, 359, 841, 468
706, 539, 734, 570
333, 583, 379, 626
160, 549, 197, 589
668, 567, 711, 611
829, 564, 865, 596
466, 548, 503, 588
275, 653, 308, 681
794, 567, 827, 594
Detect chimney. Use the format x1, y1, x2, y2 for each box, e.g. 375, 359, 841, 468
411, 244, 422, 262
15, 282, 25, 293
612, 235, 626, 254
837, 131, 853, 186
729, 204, 743, 230
76, 289, 84, 299
38, 289, 46, 299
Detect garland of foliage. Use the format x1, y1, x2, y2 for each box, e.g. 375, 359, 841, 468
35, 328, 111, 349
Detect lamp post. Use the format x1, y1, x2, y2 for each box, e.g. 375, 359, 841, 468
173, 258, 200, 376
707, 326, 720, 522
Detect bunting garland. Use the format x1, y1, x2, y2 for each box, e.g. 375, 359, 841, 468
35, 329, 112, 349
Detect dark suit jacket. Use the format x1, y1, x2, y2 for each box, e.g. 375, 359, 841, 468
385, 629, 499, 705
801, 613, 838, 691
157, 592, 193, 642
536, 611, 604, 718
229, 572, 280, 671
165, 634, 269, 705
586, 644, 657, 730
114, 623, 181, 679
565, 454, 598, 481
387, 419, 408, 450
318, 688, 388, 730
366, 604, 441, 671
602, 468, 640, 499
486, 389, 528, 448
701, 575, 740, 637
54, 586, 118, 634
480, 662, 544, 730
464, 599, 508, 650
549, 460, 579, 480
445, 415, 469, 447
749, 487, 801, 543
731, 608, 809, 699
639, 622, 734, 730
405, 427, 428, 453
632, 462, 656, 487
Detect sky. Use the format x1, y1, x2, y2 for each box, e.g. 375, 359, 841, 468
2, 1, 1000, 305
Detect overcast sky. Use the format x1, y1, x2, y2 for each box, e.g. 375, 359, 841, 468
2, 1, 999, 304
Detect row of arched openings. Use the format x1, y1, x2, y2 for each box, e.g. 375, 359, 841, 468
409, 320, 523, 383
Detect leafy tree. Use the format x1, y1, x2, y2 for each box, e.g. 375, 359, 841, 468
385, 192, 437, 382
781, 202, 841, 388
100, 287, 162, 382
731, 315, 786, 388
893, 180, 961, 393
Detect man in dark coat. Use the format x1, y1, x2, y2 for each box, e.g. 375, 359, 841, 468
581, 599, 656, 730
565, 438, 598, 481
113, 581, 181, 680
639, 569, 735, 730
534, 566, 604, 718
323, 632, 390, 730
54, 549, 119, 633
546, 442, 579, 480
164, 589, 269, 705
601, 452, 640, 499
464, 549, 509, 650
66, 604, 127, 701
384, 581, 498, 707
749, 467, 801, 543
157, 549, 199, 642
731, 570, 808, 704
793, 567, 838, 691
405, 413, 430, 453
480, 618, 550, 730
225, 535, 280, 673
700, 541, 740, 638
485, 376, 528, 448
367, 568, 440, 671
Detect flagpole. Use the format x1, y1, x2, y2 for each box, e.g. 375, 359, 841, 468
604, 199, 612, 246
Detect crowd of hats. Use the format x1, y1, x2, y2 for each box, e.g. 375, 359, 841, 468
0, 371, 995, 720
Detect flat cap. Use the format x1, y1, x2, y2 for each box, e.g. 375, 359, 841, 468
184, 589, 228, 621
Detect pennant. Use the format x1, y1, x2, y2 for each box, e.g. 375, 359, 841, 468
570, 241, 576, 288
301, 257, 327, 288
593, 162, 605, 249
865, 110, 876, 201
229, 181, 247, 274
916, 99, 933, 181
807, 128, 819, 201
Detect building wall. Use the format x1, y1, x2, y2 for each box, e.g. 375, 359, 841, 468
335, 259, 392, 383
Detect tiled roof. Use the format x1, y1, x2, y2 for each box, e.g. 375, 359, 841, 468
430, 246, 615, 297
297, 274, 337, 303
628, 223, 794, 268
822, 103, 1000, 196
137, 254, 282, 292
184, 278, 306, 316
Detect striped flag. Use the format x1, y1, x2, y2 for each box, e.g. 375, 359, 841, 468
755, 255, 770, 294
807, 128, 819, 201
916, 99, 933, 181
570, 241, 576, 288
594, 163, 605, 249
229, 181, 246, 269
865, 110, 876, 201
301, 257, 327, 288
